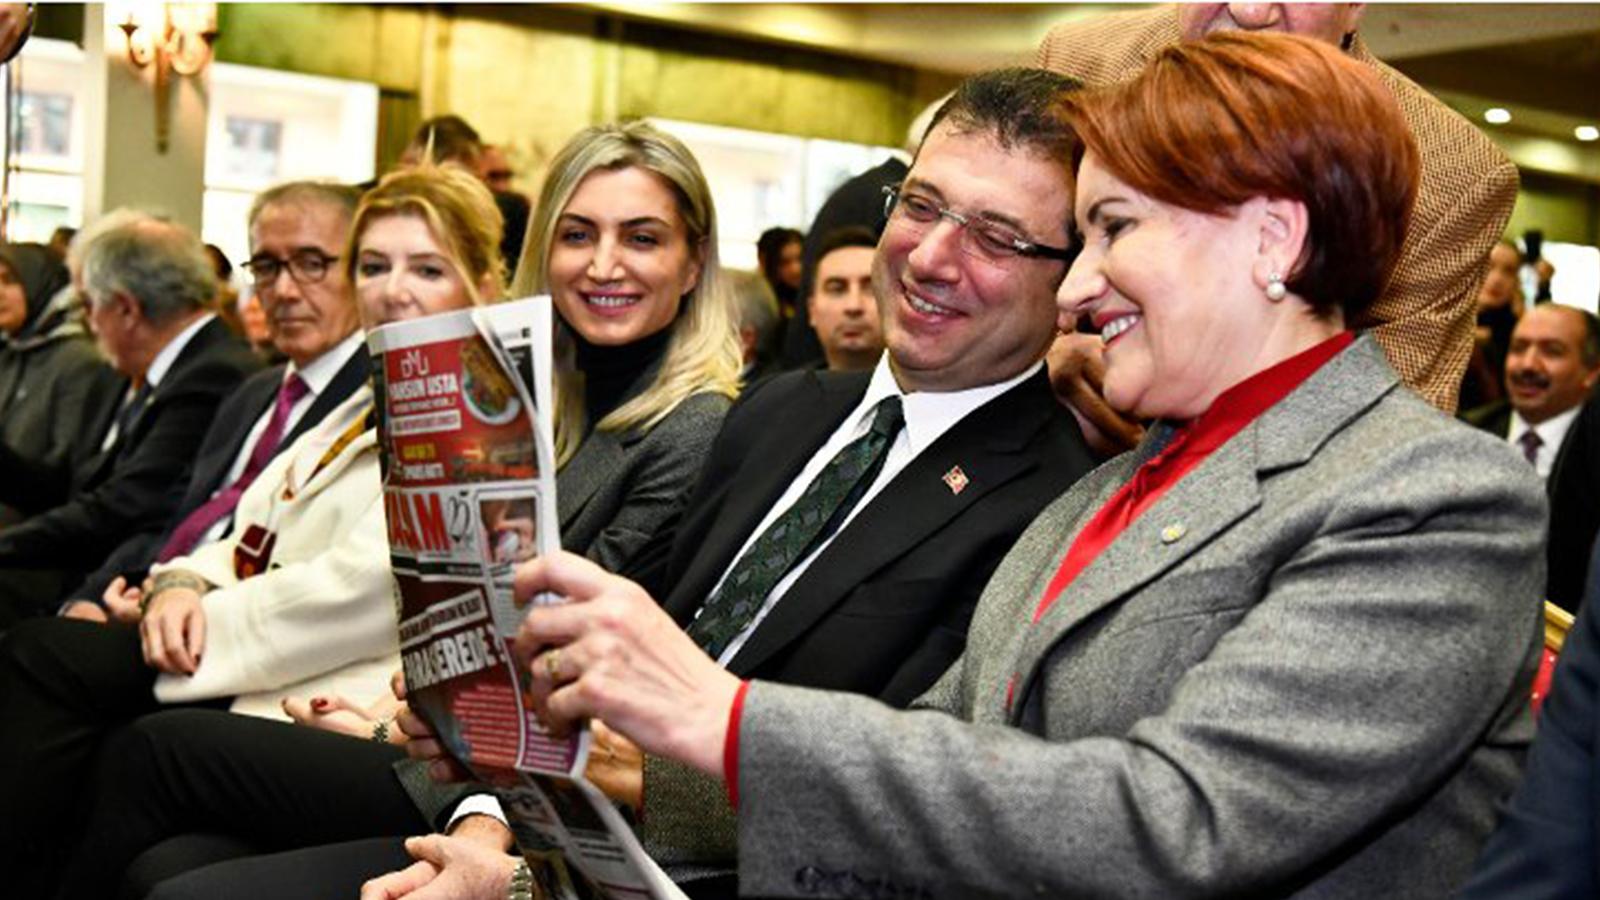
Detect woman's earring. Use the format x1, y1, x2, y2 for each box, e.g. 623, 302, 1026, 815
1265, 272, 1287, 302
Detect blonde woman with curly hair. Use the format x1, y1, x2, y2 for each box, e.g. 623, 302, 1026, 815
514, 120, 740, 586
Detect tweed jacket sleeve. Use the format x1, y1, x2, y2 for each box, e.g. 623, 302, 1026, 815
730, 344, 1545, 898
1035, 5, 1518, 413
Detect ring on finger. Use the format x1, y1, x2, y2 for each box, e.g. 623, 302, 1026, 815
545, 647, 562, 682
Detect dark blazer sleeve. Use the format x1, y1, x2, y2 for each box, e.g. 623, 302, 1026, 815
66, 366, 285, 606
1547, 394, 1600, 612
0, 329, 259, 569
1459, 536, 1600, 898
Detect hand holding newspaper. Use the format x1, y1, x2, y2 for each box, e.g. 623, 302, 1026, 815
370, 297, 687, 900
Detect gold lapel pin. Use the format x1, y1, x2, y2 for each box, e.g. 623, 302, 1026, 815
1160, 523, 1186, 544
942, 465, 969, 495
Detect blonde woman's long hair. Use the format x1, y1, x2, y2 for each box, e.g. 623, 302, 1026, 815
512, 121, 742, 466
345, 163, 507, 305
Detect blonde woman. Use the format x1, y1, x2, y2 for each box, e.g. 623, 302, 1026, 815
517, 120, 740, 587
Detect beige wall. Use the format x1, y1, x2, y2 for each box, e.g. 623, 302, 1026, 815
1507, 172, 1600, 247
214, 4, 940, 193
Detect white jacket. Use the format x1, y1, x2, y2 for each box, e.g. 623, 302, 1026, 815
151, 387, 399, 719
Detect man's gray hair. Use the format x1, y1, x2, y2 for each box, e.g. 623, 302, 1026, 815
82, 217, 216, 327
65, 208, 164, 277
727, 268, 779, 347
247, 180, 361, 235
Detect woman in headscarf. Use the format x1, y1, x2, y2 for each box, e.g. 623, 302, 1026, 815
0, 242, 115, 525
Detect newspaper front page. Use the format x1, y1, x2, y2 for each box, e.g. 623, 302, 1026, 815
370, 298, 685, 900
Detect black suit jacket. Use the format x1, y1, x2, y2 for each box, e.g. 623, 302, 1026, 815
661, 366, 1093, 706
69, 345, 370, 603
0, 317, 259, 588
1548, 391, 1600, 612
1460, 536, 1600, 897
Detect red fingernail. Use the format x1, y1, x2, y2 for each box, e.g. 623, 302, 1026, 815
311, 697, 329, 710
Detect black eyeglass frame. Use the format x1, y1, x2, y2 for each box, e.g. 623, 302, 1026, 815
242, 250, 342, 287
881, 184, 1076, 263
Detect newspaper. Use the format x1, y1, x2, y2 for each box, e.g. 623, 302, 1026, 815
369, 297, 686, 900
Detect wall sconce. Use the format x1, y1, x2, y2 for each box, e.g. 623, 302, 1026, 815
111, 2, 219, 153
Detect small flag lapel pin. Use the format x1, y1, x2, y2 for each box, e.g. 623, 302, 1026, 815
942, 465, 969, 495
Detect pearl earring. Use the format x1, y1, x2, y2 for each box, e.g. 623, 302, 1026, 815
1265, 272, 1287, 302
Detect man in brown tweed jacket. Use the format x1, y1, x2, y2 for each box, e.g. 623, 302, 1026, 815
1037, 3, 1518, 415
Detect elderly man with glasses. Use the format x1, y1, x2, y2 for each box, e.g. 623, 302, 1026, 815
59, 181, 370, 624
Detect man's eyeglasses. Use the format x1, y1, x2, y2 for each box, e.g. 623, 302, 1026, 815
882, 185, 1076, 265
243, 250, 340, 288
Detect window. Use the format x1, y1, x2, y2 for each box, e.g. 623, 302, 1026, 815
648, 118, 898, 272
203, 63, 378, 271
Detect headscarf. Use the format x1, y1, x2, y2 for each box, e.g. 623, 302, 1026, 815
0, 242, 70, 340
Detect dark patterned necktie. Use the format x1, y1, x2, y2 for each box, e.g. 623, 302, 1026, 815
687, 396, 905, 658
1519, 428, 1542, 467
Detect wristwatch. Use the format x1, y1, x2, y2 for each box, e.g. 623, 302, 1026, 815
507, 859, 534, 900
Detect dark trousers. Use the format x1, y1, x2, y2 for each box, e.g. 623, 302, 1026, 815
0, 617, 189, 897
54, 708, 424, 900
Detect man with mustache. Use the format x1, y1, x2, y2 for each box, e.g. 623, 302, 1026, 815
1465, 303, 1600, 477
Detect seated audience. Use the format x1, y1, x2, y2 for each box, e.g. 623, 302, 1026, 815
372, 66, 1095, 899
57, 181, 369, 623
1460, 534, 1600, 897
0, 241, 114, 528
503, 33, 1543, 899
1463, 303, 1600, 477
0, 164, 504, 898
51, 120, 742, 899
64, 72, 1095, 900
806, 225, 882, 372
0, 214, 259, 625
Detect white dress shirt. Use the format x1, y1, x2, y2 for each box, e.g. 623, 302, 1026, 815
1509, 406, 1580, 479
702, 353, 1042, 665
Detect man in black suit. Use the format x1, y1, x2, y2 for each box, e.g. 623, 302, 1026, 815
0, 214, 259, 625
1462, 303, 1600, 478
60, 181, 368, 622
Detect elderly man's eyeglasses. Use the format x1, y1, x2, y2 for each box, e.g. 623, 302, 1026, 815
882, 185, 1076, 265
243, 250, 340, 288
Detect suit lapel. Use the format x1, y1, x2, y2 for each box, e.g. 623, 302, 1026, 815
557, 428, 630, 529
191, 372, 280, 495
666, 373, 866, 622
726, 372, 1055, 676
1006, 338, 1399, 714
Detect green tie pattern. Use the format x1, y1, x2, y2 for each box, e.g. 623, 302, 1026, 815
687, 396, 906, 658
